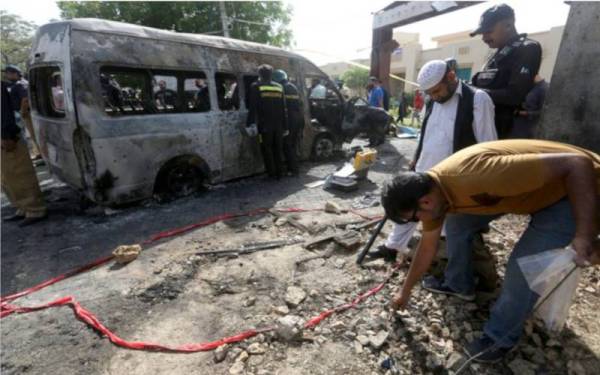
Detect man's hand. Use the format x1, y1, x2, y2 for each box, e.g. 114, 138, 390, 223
572, 235, 593, 267
1, 139, 17, 152
283, 130, 290, 137
390, 289, 410, 311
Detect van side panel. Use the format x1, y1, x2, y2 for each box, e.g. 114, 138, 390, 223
29, 23, 85, 189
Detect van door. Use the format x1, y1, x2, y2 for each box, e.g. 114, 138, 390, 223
217, 72, 263, 180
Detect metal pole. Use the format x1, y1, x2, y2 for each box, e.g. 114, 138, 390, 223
219, 2, 230, 38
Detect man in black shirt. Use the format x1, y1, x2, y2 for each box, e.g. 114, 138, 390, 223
273, 69, 302, 176
246, 65, 288, 179
470, 3, 542, 139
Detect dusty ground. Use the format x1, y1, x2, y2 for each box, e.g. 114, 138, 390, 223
1, 137, 599, 375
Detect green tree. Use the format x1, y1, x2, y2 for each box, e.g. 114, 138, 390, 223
58, 1, 293, 47
341, 67, 370, 92
0, 11, 37, 71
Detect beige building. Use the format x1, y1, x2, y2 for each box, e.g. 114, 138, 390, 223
320, 26, 565, 96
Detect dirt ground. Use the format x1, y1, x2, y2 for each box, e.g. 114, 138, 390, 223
1, 137, 599, 375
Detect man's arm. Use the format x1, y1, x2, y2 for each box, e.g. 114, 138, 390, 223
485, 43, 542, 107
391, 225, 442, 310
472, 90, 498, 142
539, 153, 598, 263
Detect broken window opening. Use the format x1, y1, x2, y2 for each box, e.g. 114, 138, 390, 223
29, 66, 66, 118
215, 72, 239, 111
183, 73, 210, 113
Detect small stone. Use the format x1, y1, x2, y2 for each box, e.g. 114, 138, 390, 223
430, 322, 442, 334
229, 361, 245, 375
331, 321, 346, 330
354, 340, 364, 354
508, 358, 536, 375
546, 339, 562, 348
441, 327, 450, 338
275, 217, 288, 226
285, 286, 307, 307
426, 354, 443, 369
324, 200, 342, 214
273, 305, 289, 315
244, 297, 256, 307
567, 360, 586, 375
248, 355, 264, 366
445, 352, 465, 371
276, 315, 304, 342
236, 350, 249, 362
334, 258, 346, 269
357, 335, 370, 346
213, 344, 228, 363
463, 322, 472, 332
369, 330, 389, 349
531, 333, 543, 347
247, 343, 265, 355
309, 289, 319, 297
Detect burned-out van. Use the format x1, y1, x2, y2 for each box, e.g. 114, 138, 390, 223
29, 19, 390, 204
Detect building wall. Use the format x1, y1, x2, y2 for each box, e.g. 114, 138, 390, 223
320, 26, 565, 96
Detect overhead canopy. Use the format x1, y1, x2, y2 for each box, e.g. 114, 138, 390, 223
373, 1, 481, 30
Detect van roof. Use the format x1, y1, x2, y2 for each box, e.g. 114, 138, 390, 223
47, 18, 304, 61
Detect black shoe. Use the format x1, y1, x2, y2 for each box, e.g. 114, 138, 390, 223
365, 245, 397, 263
4, 214, 25, 222
18, 215, 48, 227
464, 334, 513, 363
421, 275, 475, 301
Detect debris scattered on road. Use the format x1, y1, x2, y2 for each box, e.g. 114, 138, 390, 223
112, 244, 142, 264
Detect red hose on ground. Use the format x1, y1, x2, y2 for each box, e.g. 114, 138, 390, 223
1, 264, 399, 352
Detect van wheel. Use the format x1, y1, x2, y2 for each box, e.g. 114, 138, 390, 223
155, 160, 205, 200
312, 135, 334, 161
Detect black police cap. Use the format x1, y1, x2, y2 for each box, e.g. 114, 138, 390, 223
470, 3, 515, 37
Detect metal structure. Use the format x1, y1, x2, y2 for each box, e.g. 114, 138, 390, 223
370, 1, 480, 90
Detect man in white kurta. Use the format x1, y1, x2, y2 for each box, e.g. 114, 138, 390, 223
368, 60, 497, 262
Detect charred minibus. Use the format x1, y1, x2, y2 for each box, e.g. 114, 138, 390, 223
29, 19, 389, 204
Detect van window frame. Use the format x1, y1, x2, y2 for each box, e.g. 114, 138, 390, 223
98, 65, 213, 118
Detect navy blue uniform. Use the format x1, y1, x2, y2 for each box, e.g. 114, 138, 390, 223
281, 80, 302, 175
472, 34, 541, 138
247, 81, 288, 178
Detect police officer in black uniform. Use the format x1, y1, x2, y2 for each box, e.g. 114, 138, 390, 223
273, 69, 302, 176
246, 64, 288, 179
470, 3, 542, 139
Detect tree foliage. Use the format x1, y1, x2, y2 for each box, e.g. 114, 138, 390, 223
57, 1, 293, 47
0, 11, 37, 71
341, 67, 370, 91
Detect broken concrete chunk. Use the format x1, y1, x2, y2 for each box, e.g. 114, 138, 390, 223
244, 297, 257, 307
285, 286, 307, 307
445, 352, 466, 371
276, 315, 304, 342
508, 358, 536, 375
236, 350, 249, 362
324, 200, 342, 214
368, 330, 389, 349
213, 344, 228, 363
247, 343, 265, 355
273, 305, 289, 315
112, 244, 142, 264
333, 230, 362, 251
228, 361, 245, 375
356, 335, 370, 346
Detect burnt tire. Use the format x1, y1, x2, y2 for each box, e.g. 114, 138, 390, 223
154, 159, 205, 201
311, 134, 335, 161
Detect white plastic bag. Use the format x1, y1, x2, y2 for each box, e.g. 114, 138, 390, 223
517, 247, 581, 332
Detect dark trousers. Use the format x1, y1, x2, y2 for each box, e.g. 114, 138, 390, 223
282, 127, 299, 175
259, 130, 284, 178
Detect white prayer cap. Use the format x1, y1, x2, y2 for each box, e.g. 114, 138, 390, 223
417, 60, 447, 91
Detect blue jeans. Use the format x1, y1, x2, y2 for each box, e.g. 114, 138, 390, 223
443, 198, 575, 347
